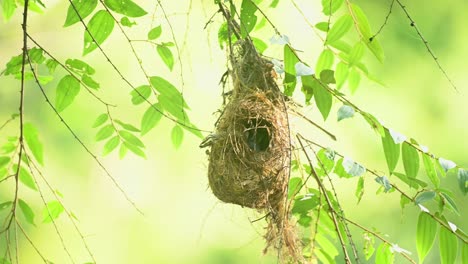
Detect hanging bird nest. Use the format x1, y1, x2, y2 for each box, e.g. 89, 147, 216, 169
203, 39, 304, 262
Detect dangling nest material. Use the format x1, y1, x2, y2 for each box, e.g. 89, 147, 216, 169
205, 40, 304, 262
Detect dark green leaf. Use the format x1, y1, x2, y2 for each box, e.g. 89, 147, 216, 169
150, 76, 188, 108
83, 10, 115, 55
82, 74, 100, 89
46, 59, 59, 73
240, 0, 258, 38
301, 75, 314, 103
337, 105, 354, 121
321, 0, 344, 15
415, 191, 436, 204
283, 45, 299, 96
95, 124, 114, 141
157, 45, 174, 71
393, 172, 426, 189
355, 177, 364, 203
416, 212, 437, 263
292, 194, 319, 215
5, 54, 23, 75
119, 130, 144, 148
42, 201, 64, 223
326, 14, 352, 44
422, 154, 440, 187
114, 120, 140, 132
65, 58, 95, 75
64, 0, 97, 27
92, 113, 108, 128
23, 123, 44, 165
315, 49, 334, 76
130, 85, 151, 105
439, 191, 460, 215
123, 142, 146, 159
171, 125, 184, 149
458, 168, 468, 195
120, 16, 136, 27
18, 199, 35, 226
313, 78, 332, 120
439, 225, 458, 264
381, 128, 400, 174
55, 75, 81, 112
375, 243, 394, 264
320, 70, 336, 85
402, 142, 419, 178
104, 0, 147, 17
141, 104, 163, 135
102, 136, 120, 156
18, 166, 37, 191
148, 25, 162, 40
1, 0, 16, 22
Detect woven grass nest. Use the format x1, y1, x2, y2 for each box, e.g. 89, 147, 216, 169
204, 40, 304, 262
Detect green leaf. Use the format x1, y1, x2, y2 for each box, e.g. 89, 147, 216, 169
321, 0, 344, 15
55, 75, 81, 112
288, 177, 302, 199
102, 136, 120, 156
402, 142, 419, 178
171, 125, 184, 149
355, 177, 364, 203
65, 59, 96, 75
141, 104, 163, 135
315, 49, 334, 76
457, 168, 468, 195
348, 41, 365, 66
315, 22, 329, 32
119, 130, 144, 148
120, 16, 136, 27
92, 113, 108, 128
320, 69, 336, 84
0, 156, 10, 169
46, 59, 59, 73
313, 78, 332, 120
123, 142, 146, 159
150, 76, 188, 108
325, 14, 353, 44
119, 144, 127, 159
83, 10, 115, 55
416, 212, 437, 263
252, 37, 268, 53
393, 172, 426, 189
439, 191, 459, 215
23, 123, 44, 165
157, 45, 174, 71
95, 124, 114, 141
375, 243, 394, 264
315, 233, 339, 258
347, 67, 360, 93
292, 194, 319, 215
335, 62, 348, 89
29, 47, 46, 64
381, 128, 400, 174
439, 226, 458, 264
240, 0, 258, 38
1, 0, 16, 22
462, 240, 468, 264
158, 94, 187, 121
415, 191, 436, 205
18, 199, 35, 226
114, 120, 140, 132
0, 201, 12, 211
364, 233, 375, 260
148, 25, 162, 40
337, 105, 354, 121
64, 0, 98, 27
103, 0, 147, 17
422, 154, 440, 187
42, 201, 64, 223
301, 75, 314, 103
0, 257, 12, 264
130, 85, 151, 105
18, 166, 37, 191
367, 38, 385, 63
283, 45, 299, 96
82, 74, 100, 89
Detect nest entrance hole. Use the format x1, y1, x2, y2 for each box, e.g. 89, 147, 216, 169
243, 118, 272, 152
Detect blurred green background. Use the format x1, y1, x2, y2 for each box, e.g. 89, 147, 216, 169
0, 0, 467, 263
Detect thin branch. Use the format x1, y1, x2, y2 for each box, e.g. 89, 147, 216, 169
289, 108, 337, 141
395, 0, 458, 92
369, 0, 395, 41
0, 114, 18, 132
16, 219, 48, 263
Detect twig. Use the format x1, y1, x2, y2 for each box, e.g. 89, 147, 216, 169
370, 0, 395, 41
289, 108, 337, 141
16, 217, 48, 263
0, 115, 18, 132
395, 0, 458, 92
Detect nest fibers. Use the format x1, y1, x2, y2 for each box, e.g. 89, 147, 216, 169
204, 40, 304, 262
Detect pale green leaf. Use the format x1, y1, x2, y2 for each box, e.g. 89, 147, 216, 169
0, 156, 10, 169
104, 0, 147, 17
157, 45, 174, 71
422, 154, 440, 187
326, 14, 352, 44
18, 199, 35, 226
315, 22, 329, 32
252, 37, 268, 53
171, 125, 184, 149
348, 41, 366, 65
347, 67, 360, 93
382, 128, 400, 174
23, 123, 44, 165
42, 201, 64, 223
335, 61, 349, 88
355, 177, 364, 203
288, 177, 302, 199
416, 212, 437, 263
18, 166, 37, 191
114, 120, 140, 132
315, 49, 334, 76
150, 76, 187, 108
92, 113, 108, 128
439, 226, 458, 264
95, 124, 114, 141
83, 10, 115, 55
55, 75, 80, 112
64, 0, 98, 27
119, 144, 127, 159
402, 142, 419, 178
82, 74, 100, 89
283, 45, 299, 96
102, 136, 119, 156
65, 58, 95, 75
141, 104, 163, 135
313, 78, 332, 120
1, 0, 16, 22
121, 16, 136, 27
123, 142, 146, 159
321, 0, 344, 15
375, 243, 394, 264
119, 130, 144, 148
130, 85, 151, 105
